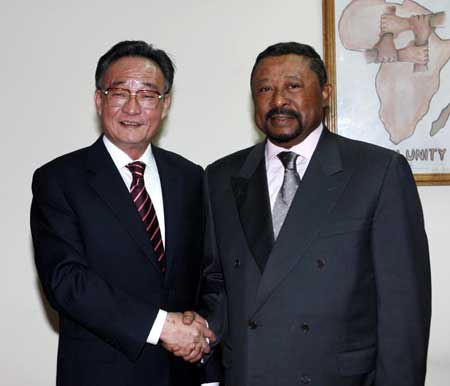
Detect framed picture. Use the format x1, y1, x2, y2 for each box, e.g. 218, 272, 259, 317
323, 0, 450, 185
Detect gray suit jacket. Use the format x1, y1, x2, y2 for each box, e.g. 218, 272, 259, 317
201, 129, 430, 386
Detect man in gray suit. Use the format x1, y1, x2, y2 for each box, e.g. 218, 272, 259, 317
180, 42, 431, 386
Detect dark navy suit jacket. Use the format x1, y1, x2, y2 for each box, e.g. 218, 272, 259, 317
31, 136, 218, 386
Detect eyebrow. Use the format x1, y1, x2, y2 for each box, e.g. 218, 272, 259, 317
253, 75, 301, 85
285, 75, 301, 81
253, 77, 270, 84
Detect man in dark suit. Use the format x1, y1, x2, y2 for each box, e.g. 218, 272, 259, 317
197, 42, 431, 386
31, 40, 218, 386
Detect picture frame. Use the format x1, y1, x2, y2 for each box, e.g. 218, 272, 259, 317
322, 0, 450, 185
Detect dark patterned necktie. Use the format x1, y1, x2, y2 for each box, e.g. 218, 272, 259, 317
127, 161, 165, 273
272, 151, 301, 239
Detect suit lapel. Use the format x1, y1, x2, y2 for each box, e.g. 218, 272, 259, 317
253, 130, 355, 313
231, 142, 274, 271
152, 146, 183, 283
85, 137, 162, 273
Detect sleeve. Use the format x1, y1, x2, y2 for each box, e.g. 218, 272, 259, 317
147, 309, 168, 344
30, 167, 159, 361
194, 169, 226, 384
199, 168, 228, 344
200, 347, 223, 385
371, 153, 431, 386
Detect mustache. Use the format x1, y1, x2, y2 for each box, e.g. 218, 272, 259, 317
265, 107, 300, 121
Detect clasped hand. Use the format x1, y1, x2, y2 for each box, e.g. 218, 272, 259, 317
160, 311, 215, 363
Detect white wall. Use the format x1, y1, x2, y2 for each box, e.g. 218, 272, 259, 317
0, 1, 447, 385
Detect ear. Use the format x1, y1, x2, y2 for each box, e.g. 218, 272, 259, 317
161, 94, 172, 120
321, 83, 333, 108
94, 90, 103, 116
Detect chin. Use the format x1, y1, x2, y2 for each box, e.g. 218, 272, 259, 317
266, 128, 303, 144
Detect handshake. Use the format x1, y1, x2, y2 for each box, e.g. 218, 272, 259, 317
160, 311, 216, 363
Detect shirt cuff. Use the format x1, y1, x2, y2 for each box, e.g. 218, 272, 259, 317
146, 309, 167, 345
201, 383, 219, 386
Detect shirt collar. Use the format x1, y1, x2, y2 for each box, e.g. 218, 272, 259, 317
265, 124, 323, 161
102, 135, 154, 170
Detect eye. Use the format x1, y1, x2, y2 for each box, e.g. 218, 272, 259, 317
110, 89, 128, 98
139, 91, 159, 100
288, 83, 302, 90
257, 86, 272, 93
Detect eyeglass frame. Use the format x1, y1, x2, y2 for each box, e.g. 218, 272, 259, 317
99, 87, 168, 109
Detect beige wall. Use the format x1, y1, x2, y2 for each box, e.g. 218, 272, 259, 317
1, 1, 448, 384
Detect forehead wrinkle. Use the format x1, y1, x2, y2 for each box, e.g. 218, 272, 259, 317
109, 80, 160, 89
141, 82, 161, 90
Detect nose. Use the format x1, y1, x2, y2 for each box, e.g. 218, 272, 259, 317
122, 94, 141, 114
271, 88, 290, 108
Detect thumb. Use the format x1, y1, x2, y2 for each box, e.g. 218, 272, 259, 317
182, 311, 195, 325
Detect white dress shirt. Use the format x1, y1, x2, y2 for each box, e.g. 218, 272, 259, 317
265, 125, 323, 210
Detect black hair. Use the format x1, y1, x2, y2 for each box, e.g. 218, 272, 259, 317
250, 42, 327, 86
95, 40, 175, 93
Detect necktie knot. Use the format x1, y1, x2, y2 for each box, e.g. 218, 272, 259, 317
278, 151, 298, 171
127, 161, 146, 177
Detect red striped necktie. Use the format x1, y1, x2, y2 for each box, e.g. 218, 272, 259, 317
127, 161, 165, 273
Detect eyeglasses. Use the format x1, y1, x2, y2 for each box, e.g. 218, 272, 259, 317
100, 88, 166, 109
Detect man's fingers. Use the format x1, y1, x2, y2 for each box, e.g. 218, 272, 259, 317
169, 344, 182, 354
193, 313, 208, 327
185, 339, 212, 363
172, 343, 196, 357
162, 342, 183, 354
182, 311, 209, 329
183, 344, 202, 362
188, 353, 203, 363
202, 327, 216, 343
182, 311, 196, 325
202, 341, 211, 354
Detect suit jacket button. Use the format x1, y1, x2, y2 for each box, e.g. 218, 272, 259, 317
248, 320, 257, 329
317, 258, 326, 269
234, 259, 241, 268
301, 323, 310, 333
300, 375, 311, 384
